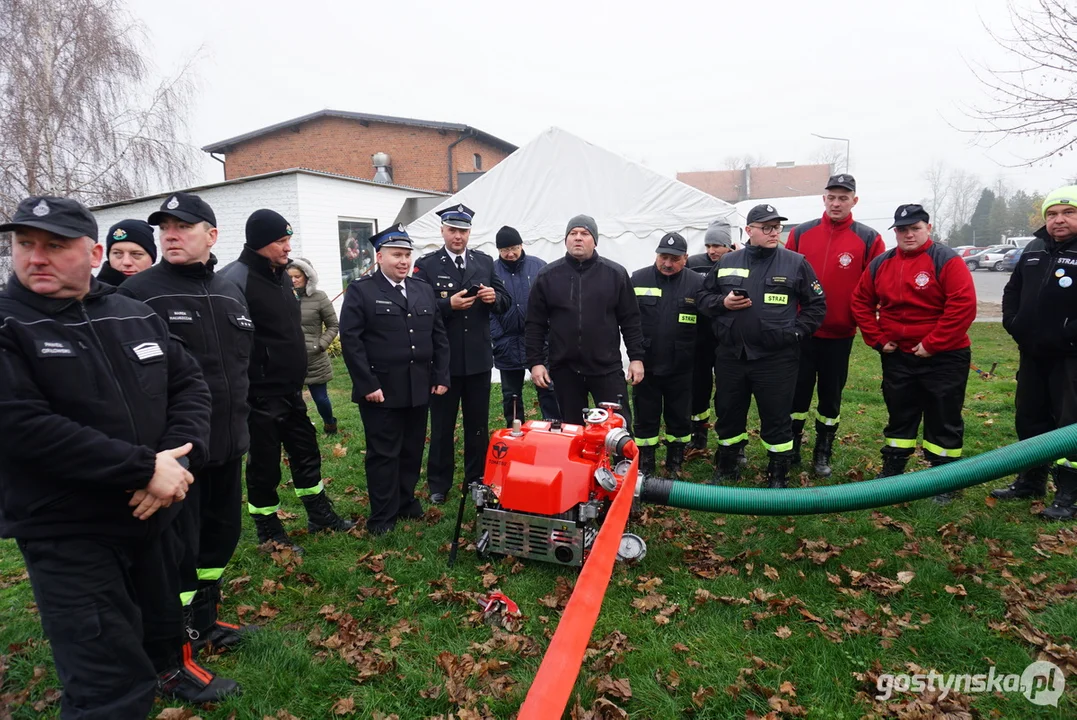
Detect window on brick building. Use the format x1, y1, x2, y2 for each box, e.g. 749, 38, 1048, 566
339, 218, 377, 287
473, 153, 482, 171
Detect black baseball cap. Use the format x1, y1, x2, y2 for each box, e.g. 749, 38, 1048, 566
825, 174, 856, 192
890, 203, 930, 229
148, 192, 217, 227
655, 231, 688, 256
745, 204, 787, 225
0, 196, 98, 239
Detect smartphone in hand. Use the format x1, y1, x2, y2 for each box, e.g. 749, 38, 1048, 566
463, 285, 481, 298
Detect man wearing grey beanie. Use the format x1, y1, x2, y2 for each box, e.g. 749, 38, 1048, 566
524, 215, 645, 426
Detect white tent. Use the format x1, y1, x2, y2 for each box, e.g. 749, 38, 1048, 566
407, 127, 738, 272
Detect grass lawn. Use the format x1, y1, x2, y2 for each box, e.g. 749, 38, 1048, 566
2, 322, 1076, 719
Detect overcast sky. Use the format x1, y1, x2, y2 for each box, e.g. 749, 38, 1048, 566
133, 0, 1070, 212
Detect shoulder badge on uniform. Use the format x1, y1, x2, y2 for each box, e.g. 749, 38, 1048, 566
811, 280, 823, 295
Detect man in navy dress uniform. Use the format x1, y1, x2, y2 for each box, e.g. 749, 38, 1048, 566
340, 225, 450, 533
412, 205, 509, 504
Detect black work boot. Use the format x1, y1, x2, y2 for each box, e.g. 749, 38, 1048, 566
1042, 466, 1077, 521
685, 420, 710, 459
929, 458, 962, 504
991, 465, 1049, 500
665, 442, 686, 479
324, 419, 338, 435
812, 425, 837, 478
638, 446, 657, 477
710, 449, 740, 485
157, 643, 241, 703
766, 454, 790, 489
252, 513, 304, 554
188, 582, 257, 654
301, 490, 356, 533
791, 420, 806, 466
877, 453, 909, 478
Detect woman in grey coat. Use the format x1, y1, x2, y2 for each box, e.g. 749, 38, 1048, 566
287, 258, 340, 434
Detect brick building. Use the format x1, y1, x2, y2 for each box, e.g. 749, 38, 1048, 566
202, 110, 517, 194
677, 163, 833, 203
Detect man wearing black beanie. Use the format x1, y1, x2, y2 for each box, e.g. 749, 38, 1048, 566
97, 219, 156, 285
524, 214, 645, 426
491, 226, 560, 425
219, 209, 354, 550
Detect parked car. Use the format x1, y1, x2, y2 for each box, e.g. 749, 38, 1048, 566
966, 245, 1013, 272
1000, 247, 1024, 272
953, 245, 979, 258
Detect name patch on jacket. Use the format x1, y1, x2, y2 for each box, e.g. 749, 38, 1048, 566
126, 341, 164, 363
36, 340, 75, 357
228, 313, 254, 331
168, 309, 195, 324
764, 293, 789, 305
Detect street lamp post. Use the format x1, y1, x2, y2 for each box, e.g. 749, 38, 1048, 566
811, 133, 851, 174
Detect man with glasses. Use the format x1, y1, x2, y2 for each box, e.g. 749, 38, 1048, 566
785, 175, 886, 478
992, 185, 1077, 520
700, 205, 826, 488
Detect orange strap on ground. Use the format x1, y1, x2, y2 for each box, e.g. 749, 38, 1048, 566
517, 444, 639, 719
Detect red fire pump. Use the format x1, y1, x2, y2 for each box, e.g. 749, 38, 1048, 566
468, 403, 644, 567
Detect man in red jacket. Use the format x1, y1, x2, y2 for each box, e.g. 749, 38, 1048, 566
851, 204, 977, 501
786, 174, 886, 477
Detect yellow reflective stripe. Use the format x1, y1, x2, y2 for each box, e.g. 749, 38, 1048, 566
635, 436, 661, 447
665, 434, 692, 443
1057, 458, 1077, 468
197, 568, 225, 582
718, 433, 748, 446
294, 481, 325, 498
179, 591, 196, 606
817, 415, 840, 426
678, 313, 697, 324
247, 503, 280, 516
923, 440, 961, 458
717, 268, 750, 278
790, 411, 810, 421
885, 437, 917, 449
763, 293, 788, 304
634, 287, 662, 297
761, 439, 794, 453
691, 409, 712, 421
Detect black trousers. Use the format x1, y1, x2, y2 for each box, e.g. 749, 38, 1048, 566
176, 457, 243, 604
880, 348, 970, 461
245, 391, 324, 513
691, 334, 717, 422
498, 369, 561, 426
791, 336, 855, 432
714, 350, 799, 457
18, 530, 183, 719
359, 401, 427, 530
549, 367, 632, 428
427, 372, 491, 496
632, 371, 692, 446
1015, 351, 1077, 463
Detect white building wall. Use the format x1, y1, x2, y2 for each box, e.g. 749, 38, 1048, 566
294, 173, 437, 306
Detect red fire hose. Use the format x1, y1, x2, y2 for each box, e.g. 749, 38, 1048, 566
517, 441, 639, 719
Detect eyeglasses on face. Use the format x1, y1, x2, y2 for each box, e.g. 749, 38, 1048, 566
749, 224, 783, 235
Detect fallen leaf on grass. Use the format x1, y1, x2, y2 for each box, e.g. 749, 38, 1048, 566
593, 675, 632, 700
155, 709, 200, 720
763, 565, 780, 582
896, 571, 916, 584
945, 584, 968, 597
332, 444, 347, 458
331, 696, 356, 715
774, 626, 792, 639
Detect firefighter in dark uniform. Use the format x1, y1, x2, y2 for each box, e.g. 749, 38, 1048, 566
120, 192, 254, 656
411, 205, 510, 504
631, 232, 710, 478
850, 204, 977, 503
219, 209, 354, 551
339, 225, 451, 534
685, 220, 735, 459
700, 204, 827, 488
992, 185, 1077, 519
0, 196, 234, 714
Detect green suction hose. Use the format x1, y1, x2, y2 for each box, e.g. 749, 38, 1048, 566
639, 424, 1077, 515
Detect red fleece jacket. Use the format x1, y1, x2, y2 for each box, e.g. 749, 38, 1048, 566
850, 240, 977, 354
786, 214, 886, 339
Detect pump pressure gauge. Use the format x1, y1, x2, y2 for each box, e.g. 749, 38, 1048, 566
616, 533, 647, 562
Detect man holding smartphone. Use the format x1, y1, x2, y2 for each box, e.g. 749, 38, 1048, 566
699, 204, 827, 488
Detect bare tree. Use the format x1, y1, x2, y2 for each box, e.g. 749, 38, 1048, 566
922, 161, 952, 240
723, 153, 768, 170
0, 0, 200, 217
811, 143, 847, 174
965, 0, 1077, 164
949, 170, 984, 232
